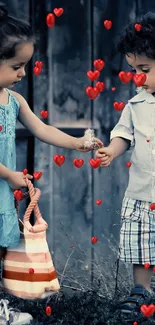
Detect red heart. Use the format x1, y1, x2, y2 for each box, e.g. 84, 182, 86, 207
140, 304, 155, 318
53, 154, 65, 166
111, 87, 116, 92
150, 203, 155, 211
46, 306, 52, 316
91, 236, 98, 244
96, 200, 102, 205
133, 73, 146, 87
95, 81, 105, 92
40, 110, 48, 119
144, 263, 150, 270
33, 67, 41, 76
29, 268, 34, 275
35, 61, 43, 69
146, 139, 150, 143
119, 71, 133, 84
113, 102, 125, 111
73, 158, 84, 168
53, 8, 64, 17
135, 23, 142, 32
86, 86, 99, 100
46, 13, 55, 28
33, 171, 42, 180
14, 190, 23, 201
104, 20, 112, 30
87, 70, 100, 81
126, 161, 132, 168
89, 158, 101, 169
93, 59, 105, 71
22, 168, 28, 175
0, 125, 2, 132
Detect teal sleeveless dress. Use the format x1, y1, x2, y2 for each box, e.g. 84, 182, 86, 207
0, 88, 20, 248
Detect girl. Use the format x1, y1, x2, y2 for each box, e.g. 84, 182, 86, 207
95, 11, 155, 318
0, 3, 103, 324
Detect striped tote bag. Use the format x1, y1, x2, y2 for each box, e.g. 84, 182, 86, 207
2, 179, 60, 300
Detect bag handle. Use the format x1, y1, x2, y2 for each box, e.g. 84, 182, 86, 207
16, 179, 48, 233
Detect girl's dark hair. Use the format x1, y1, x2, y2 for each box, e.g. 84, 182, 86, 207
0, 2, 37, 60
117, 12, 155, 59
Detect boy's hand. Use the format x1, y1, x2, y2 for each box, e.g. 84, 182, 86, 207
6, 171, 33, 190
75, 136, 103, 152
95, 147, 114, 167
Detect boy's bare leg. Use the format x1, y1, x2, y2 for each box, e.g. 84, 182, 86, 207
133, 264, 154, 292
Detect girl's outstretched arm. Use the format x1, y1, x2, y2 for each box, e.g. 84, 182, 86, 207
13, 91, 103, 151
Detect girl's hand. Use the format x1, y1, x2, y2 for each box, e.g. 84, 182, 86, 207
6, 171, 33, 190
75, 136, 103, 152
95, 147, 114, 167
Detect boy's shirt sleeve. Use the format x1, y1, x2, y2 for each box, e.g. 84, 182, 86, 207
110, 103, 134, 150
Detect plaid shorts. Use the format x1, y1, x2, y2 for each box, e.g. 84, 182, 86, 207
118, 197, 155, 265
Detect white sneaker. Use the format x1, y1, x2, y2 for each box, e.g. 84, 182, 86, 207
0, 299, 33, 324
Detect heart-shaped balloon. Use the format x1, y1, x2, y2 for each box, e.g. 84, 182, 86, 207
144, 263, 150, 269
23, 168, 28, 175
35, 61, 43, 69
91, 236, 98, 244
111, 87, 116, 92
89, 158, 101, 168
86, 86, 99, 100
150, 203, 155, 211
95, 81, 105, 92
46, 13, 55, 28
140, 304, 155, 318
33, 171, 42, 180
113, 102, 125, 111
104, 20, 112, 30
46, 306, 52, 316
33, 67, 41, 76
53, 8, 64, 17
14, 190, 23, 201
93, 59, 105, 71
87, 70, 100, 81
73, 158, 84, 168
40, 110, 48, 119
135, 23, 142, 32
96, 200, 102, 205
119, 71, 133, 84
133, 73, 146, 87
126, 161, 132, 168
53, 154, 65, 166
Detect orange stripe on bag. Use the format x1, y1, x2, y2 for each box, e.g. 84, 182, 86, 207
3, 270, 58, 282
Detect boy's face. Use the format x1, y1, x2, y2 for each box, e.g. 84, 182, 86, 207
125, 53, 155, 94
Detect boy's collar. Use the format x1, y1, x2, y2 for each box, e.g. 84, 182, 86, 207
129, 88, 155, 103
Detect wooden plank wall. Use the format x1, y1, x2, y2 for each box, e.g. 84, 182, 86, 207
6, 0, 155, 296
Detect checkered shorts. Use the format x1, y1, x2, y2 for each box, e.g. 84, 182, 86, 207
118, 197, 155, 265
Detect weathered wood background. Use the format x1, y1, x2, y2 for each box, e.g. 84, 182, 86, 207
5, 0, 155, 297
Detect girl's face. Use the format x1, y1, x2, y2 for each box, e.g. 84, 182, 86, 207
0, 42, 34, 90
126, 53, 155, 94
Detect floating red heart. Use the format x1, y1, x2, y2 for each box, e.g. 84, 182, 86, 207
96, 200, 102, 205
53, 8, 64, 17
133, 322, 138, 325
95, 81, 105, 92
40, 110, 48, 119
29, 268, 34, 275
33, 67, 41, 76
144, 263, 150, 270
93, 59, 105, 71
119, 71, 133, 84
73, 158, 84, 168
104, 20, 112, 30
46, 306, 52, 316
111, 87, 116, 92
53, 154, 65, 166
135, 23, 142, 32
35, 61, 43, 69
23, 168, 28, 175
89, 158, 101, 168
113, 102, 125, 111
33, 171, 42, 180
46, 13, 55, 28
14, 190, 23, 201
126, 161, 132, 168
0, 125, 2, 131
133, 73, 146, 87
140, 304, 155, 318
86, 86, 99, 100
87, 70, 100, 81
91, 236, 98, 244
150, 203, 155, 211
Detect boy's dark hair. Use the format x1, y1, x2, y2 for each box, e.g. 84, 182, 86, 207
117, 12, 155, 59
0, 2, 37, 59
